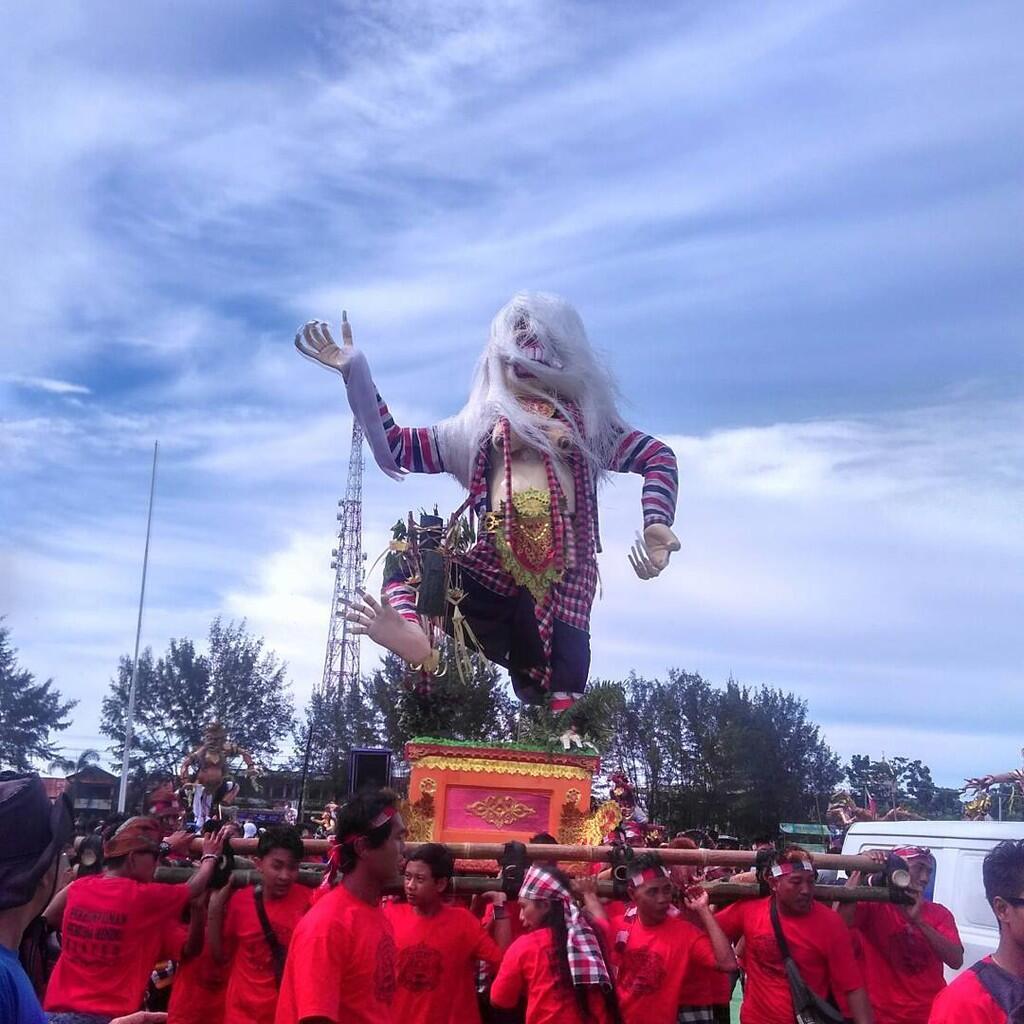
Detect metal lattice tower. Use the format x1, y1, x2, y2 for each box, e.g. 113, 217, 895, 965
324, 421, 366, 696
298, 420, 365, 817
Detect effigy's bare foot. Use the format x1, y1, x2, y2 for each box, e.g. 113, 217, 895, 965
345, 592, 432, 665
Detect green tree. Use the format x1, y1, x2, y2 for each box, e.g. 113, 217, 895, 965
366, 642, 520, 750
844, 755, 939, 815
291, 674, 383, 796
47, 748, 101, 776
100, 618, 295, 782
0, 623, 76, 772
603, 671, 841, 838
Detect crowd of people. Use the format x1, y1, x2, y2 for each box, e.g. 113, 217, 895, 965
2, 771, 1021, 1024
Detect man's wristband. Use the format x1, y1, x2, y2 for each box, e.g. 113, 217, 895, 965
200, 853, 219, 863
491, 906, 508, 920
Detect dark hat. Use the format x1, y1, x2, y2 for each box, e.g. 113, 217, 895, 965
103, 816, 163, 858
0, 772, 73, 911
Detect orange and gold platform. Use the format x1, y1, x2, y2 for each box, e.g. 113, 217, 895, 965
403, 738, 619, 848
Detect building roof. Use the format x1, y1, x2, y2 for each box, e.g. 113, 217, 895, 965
39, 777, 68, 800
66, 765, 119, 783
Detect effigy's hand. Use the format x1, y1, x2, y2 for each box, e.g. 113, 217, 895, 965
963, 775, 994, 792
295, 311, 356, 381
628, 524, 681, 580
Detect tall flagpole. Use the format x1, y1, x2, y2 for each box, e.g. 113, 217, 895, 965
118, 441, 159, 813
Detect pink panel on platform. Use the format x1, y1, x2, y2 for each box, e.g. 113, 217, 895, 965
444, 786, 550, 832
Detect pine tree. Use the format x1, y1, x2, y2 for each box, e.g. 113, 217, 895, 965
0, 622, 76, 771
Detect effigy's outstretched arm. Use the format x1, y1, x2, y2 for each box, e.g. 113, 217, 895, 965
296, 314, 444, 481
606, 427, 681, 578
374, 391, 446, 476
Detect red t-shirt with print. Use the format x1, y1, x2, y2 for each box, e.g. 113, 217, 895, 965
715, 898, 862, 1024
927, 958, 1005, 1023
854, 900, 960, 1024
222, 885, 311, 1024
607, 912, 719, 1024
490, 927, 613, 1024
273, 883, 396, 1024
384, 902, 503, 1024
166, 932, 230, 1024
44, 875, 192, 1016
675, 907, 732, 1007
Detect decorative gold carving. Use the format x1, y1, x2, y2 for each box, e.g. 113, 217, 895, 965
414, 755, 592, 781
466, 795, 535, 829
565, 787, 581, 806
401, 793, 436, 843
558, 799, 622, 846
420, 777, 438, 795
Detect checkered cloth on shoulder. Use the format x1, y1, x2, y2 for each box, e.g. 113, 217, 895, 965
518, 865, 612, 988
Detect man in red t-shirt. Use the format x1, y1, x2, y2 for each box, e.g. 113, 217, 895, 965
209, 826, 311, 1024
274, 789, 406, 1024
385, 842, 509, 1024
667, 836, 734, 1024
588, 853, 737, 1024
841, 847, 962, 1024
715, 846, 872, 1024
44, 816, 229, 1021
166, 893, 230, 1024
929, 838, 1024, 1024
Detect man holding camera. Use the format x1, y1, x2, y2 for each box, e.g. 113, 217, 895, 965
841, 847, 962, 1024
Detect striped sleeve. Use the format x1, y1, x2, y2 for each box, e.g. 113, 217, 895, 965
375, 392, 445, 474
607, 428, 678, 527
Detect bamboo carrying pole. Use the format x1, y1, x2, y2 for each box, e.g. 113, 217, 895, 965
185, 838, 884, 875
153, 866, 899, 904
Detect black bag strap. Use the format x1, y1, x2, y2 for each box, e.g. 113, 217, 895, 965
252, 885, 286, 990
769, 897, 845, 1024
972, 960, 1024, 1022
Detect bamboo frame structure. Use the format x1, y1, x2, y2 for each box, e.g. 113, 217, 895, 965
153, 866, 900, 904
186, 838, 885, 875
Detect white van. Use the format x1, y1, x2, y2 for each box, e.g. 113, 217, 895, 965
841, 819, 1024, 979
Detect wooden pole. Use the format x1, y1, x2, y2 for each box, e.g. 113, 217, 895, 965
153, 866, 898, 903
188, 838, 884, 874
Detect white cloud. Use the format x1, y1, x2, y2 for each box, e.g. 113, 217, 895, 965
2, 375, 91, 396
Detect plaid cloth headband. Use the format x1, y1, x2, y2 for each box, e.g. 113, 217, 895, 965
770, 859, 814, 877
519, 865, 611, 988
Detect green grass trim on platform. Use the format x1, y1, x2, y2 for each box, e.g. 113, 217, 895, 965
407, 735, 600, 754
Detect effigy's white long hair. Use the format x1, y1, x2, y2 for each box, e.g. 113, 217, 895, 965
436, 292, 625, 488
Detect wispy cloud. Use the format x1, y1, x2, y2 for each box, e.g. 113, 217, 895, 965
3, 375, 91, 396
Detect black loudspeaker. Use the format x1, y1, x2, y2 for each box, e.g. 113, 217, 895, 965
348, 747, 393, 796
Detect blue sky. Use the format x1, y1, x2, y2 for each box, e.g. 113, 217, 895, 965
1, 1, 1021, 789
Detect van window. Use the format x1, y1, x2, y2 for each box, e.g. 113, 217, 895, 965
956, 852, 996, 928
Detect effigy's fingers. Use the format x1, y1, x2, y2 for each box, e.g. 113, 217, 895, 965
628, 546, 652, 580
632, 535, 661, 579
315, 320, 338, 348
340, 598, 374, 625
294, 324, 320, 358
